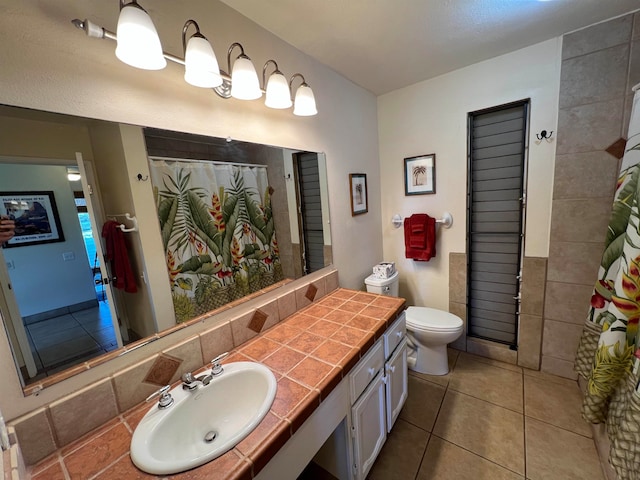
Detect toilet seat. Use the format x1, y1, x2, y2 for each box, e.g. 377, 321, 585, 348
406, 306, 463, 332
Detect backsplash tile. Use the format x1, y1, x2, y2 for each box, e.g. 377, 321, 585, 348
277, 290, 297, 320
163, 336, 204, 381
49, 378, 118, 447
143, 354, 183, 387
112, 356, 159, 413
230, 311, 261, 347
199, 321, 234, 363
325, 270, 339, 292
10, 408, 56, 465
305, 284, 318, 302
248, 309, 269, 333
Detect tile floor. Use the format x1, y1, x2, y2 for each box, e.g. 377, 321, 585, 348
367, 349, 605, 480
26, 302, 118, 379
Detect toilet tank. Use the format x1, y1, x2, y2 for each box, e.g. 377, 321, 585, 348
364, 271, 399, 296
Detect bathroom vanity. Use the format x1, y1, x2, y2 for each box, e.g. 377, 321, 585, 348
27, 287, 407, 480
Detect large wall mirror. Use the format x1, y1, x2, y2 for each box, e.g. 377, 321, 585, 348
0, 104, 332, 388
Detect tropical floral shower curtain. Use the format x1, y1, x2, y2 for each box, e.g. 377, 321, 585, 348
149, 159, 283, 323
575, 85, 640, 479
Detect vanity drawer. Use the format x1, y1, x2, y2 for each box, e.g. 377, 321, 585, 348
350, 339, 385, 403
384, 312, 406, 359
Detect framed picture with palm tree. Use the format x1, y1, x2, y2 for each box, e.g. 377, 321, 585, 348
404, 154, 436, 195
349, 173, 368, 216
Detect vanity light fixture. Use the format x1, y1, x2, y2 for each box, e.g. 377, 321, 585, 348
290, 74, 318, 117
71, 1, 317, 115
263, 60, 292, 109
182, 20, 222, 88
227, 43, 262, 101
115, 0, 166, 70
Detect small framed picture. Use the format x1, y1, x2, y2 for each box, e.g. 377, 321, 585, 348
404, 154, 436, 195
349, 173, 368, 216
0, 191, 65, 247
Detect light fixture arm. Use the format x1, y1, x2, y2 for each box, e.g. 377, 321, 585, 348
262, 59, 280, 88
289, 73, 308, 90
227, 42, 251, 74
182, 19, 203, 54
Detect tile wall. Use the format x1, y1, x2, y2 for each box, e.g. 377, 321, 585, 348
543, 11, 640, 378
9, 270, 339, 467
449, 253, 547, 368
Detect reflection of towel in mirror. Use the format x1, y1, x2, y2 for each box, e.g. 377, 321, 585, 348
101, 220, 138, 293
404, 214, 436, 261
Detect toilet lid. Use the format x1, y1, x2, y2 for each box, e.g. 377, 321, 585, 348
405, 306, 463, 332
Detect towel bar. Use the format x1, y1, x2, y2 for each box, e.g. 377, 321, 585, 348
391, 212, 453, 229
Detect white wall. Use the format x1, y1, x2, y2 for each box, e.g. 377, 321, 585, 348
0, 164, 96, 315
378, 38, 561, 309
0, 0, 381, 419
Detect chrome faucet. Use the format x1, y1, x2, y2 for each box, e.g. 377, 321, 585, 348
145, 385, 174, 409
181, 371, 213, 390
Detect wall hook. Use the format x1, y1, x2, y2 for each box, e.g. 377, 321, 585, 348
137, 173, 149, 181
536, 130, 553, 141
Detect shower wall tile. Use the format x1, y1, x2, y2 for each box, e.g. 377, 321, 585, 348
466, 337, 517, 365
562, 14, 632, 60
449, 301, 467, 352
520, 257, 547, 317
544, 281, 594, 325
552, 151, 618, 200
549, 199, 612, 244
541, 320, 583, 362
629, 40, 640, 92
541, 356, 578, 380
557, 98, 625, 155
449, 253, 467, 305
546, 242, 604, 285
518, 314, 543, 370
559, 45, 630, 109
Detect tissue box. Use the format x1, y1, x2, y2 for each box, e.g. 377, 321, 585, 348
373, 262, 396, 279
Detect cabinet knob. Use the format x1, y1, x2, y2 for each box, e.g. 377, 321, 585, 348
367, 367, 375, 376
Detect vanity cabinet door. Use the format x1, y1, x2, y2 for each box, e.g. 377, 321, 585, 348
385, 338, 408, 432
351, 371, 386, 480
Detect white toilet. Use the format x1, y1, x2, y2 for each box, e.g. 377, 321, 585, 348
365, 271, 464, 375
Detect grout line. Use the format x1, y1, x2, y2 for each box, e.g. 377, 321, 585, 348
523, 413, 595, 440
522, 366, 528, 479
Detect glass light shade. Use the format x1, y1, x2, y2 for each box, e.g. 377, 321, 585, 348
115, 3, 166, 70
265, 72, 292, 109
231, 56, 262, 100
66, 167, 81, 182
293, 84, 317, 116
184, 36, 222, 88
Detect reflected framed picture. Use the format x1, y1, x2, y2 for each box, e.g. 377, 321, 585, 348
404, 154, 436, 195
0, 191, 65, 247
349, 173, 368, 216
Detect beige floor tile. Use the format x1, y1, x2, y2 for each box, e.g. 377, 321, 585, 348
525, 417, 604, 480
460, 351, 523, 373
522, 367, 581, 388
433, 390, 525, 475
524, 375, 592, 437
448, 353, 524, 413
409, 349, 459, 387
368, 419, 430, 480
399, 376, 446, 432
417, 436, 524, 480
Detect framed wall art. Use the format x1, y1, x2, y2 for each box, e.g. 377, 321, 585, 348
349, 173, 368, 216
404, 154, 436, 195
0, 191, 65, 247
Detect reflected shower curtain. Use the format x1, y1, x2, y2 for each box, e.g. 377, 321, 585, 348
575, 86, 640, 479
149, 159, 283, 323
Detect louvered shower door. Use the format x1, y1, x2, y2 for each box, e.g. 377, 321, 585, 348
467, 101, 528, 346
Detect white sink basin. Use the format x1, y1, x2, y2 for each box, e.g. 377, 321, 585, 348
130, 361, 277, 475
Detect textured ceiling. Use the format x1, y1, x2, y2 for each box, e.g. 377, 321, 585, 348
221, 0, 640, 95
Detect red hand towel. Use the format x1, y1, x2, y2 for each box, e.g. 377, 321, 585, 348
102, 220, 138, 293
409, 214, 428, 248
404, 214, 436, 261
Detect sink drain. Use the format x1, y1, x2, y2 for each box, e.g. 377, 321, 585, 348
204, 431, 217, 443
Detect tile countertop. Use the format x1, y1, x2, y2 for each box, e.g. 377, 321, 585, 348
29, 288, 406, 480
